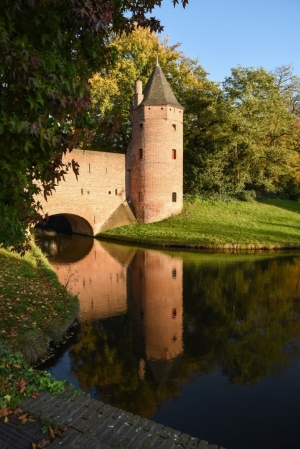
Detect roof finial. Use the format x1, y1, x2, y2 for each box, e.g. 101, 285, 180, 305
156, 55, 159, 66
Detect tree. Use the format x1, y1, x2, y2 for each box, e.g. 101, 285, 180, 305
88, 26, 207, 153
182, 80, 232, 195
272, 64, 300, 118
222, 66, 300, 194
0, 0, 188, 251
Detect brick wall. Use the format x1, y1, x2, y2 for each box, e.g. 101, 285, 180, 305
37, 150, 132, 235
128, 104, 183, 223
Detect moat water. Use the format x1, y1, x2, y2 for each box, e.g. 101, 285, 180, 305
35, 233, 300, 449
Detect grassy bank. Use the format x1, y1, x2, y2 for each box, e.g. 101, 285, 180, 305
0, 243, 80, 434
97, 198, 300, 249
0, 242, 79, 364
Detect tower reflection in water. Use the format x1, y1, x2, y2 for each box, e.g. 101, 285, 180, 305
37, 234, 184, 401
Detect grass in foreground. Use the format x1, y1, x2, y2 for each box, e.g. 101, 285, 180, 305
0, 242, 79, 363
98, 198, 300, 249
0, 243, 81, 436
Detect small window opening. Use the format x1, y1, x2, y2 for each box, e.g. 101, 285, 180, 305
161, 107, 164, 110
115, 189, 117, 195
172, 149, 176, 160
172, 335, 177, 341
138, 192, 142, 202
148, 107, 151, 110
172, 192, 177, 202
139, 148, 143, 159
81, 188, 83, 195
89, 163, 91, 173
109, 191, 111, 194
172, 308, 177, 319
139, 123, 143, 129
172, 268, 177, 279
172, 124, 176, 131
106, 167, 107, 174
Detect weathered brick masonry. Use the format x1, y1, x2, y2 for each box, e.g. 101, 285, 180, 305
37, 150, 132, 235
37, 63, 183, 235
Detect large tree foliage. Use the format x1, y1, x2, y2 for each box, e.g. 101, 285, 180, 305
185, 66, 300, 196
89, 26, 207, 153
223, 67, 300, 194
0, 0, 188, 250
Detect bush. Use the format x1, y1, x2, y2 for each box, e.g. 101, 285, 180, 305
239, 190, 257, 203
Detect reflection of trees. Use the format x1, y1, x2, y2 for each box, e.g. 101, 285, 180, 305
183, 256, 300, 385
70, 316, 158, 417
69, 253, 300, 419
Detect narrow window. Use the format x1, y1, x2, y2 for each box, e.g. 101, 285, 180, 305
172, 308, 177, 319
139, 148, 143, 159
115, 189, 118, 195
81, 188, 83, 195
139, 123, 143, 129
109, 191, 111, 194
172, 124, 176, 131
138, 192, 142, 202
172, 268, 177, 279
172, 192, 177, 202
172, 149, 176, 160
89, 163, 91, 173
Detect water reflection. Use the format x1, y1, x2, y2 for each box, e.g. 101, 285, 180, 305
36, 234, 300, 449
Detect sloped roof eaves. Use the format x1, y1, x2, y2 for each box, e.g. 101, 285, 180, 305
141, 66, 183, 108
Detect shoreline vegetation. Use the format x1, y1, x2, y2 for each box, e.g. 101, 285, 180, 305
0, 242, 79, 364
97, 198, 300, 250
0, 242, 79, 413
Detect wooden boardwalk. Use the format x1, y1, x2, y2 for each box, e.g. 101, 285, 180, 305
19, 390, 227, 449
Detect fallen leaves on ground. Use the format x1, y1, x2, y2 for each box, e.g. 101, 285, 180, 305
0, 248, 76, 347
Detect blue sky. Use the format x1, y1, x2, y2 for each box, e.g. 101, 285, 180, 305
151, 0, 300, 83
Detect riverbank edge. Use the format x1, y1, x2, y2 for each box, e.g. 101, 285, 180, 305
0, 241, 80, 405
96, 198, 300, 251
96, 234, 300, 251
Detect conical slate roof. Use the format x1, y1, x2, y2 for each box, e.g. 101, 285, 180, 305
141, 64, 182, 108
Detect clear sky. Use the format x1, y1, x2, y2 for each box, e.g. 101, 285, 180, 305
151, 0, 300, 83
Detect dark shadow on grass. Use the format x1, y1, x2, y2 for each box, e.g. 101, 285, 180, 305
260, 199, 300, 215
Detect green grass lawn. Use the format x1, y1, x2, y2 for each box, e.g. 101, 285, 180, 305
0, 242, 79, 363
97, 198, 300, 249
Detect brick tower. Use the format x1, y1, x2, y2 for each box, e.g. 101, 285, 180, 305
126, 62, 183, 223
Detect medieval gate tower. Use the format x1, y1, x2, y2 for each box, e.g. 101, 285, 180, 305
126, 62, 184, 223
36, 62, 183, 235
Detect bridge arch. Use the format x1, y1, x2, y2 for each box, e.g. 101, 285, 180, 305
39, 213, 94, 236
60, 213, 94, 236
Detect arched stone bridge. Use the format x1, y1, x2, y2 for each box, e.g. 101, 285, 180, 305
37, 149, 136, 236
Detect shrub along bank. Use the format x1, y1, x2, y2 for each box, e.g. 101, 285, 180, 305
0, 242, 79, 412
98, 198, 300, 249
